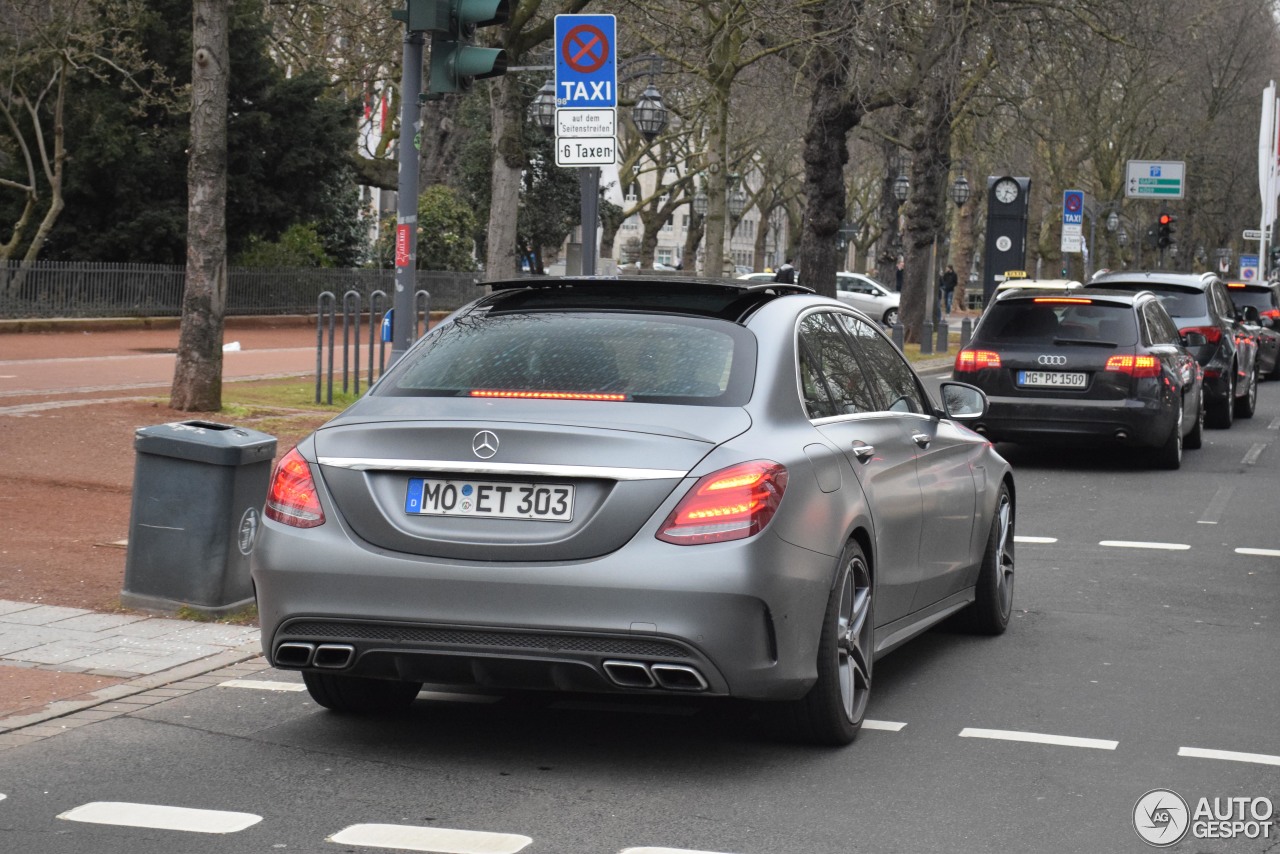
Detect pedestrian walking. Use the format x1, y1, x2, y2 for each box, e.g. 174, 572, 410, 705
939, 264, 958, 315
895, 257, 904, 292
774, 258, 796, 284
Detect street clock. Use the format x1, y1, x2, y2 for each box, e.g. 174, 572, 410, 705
981, 176, 1032, 302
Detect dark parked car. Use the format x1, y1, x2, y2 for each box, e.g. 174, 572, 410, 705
1086, 271, 1258, 427
1226, 280, 1280, 380
252, 277, 1015, 745
952, 288, 1204, 468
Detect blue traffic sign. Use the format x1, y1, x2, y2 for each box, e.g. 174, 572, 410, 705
554, 14, 616, 109
1062, 190, 1084, 226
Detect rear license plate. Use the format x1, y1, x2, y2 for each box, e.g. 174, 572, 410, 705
405, 478, 574, 521
1016, 371, 1087, 388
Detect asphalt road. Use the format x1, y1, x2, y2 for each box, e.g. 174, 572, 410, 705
1, 375, 1278, 854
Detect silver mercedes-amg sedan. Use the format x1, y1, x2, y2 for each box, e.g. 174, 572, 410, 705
252, 277, 1015, 745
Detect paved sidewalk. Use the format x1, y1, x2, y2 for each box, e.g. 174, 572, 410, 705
0, 600, 264, 744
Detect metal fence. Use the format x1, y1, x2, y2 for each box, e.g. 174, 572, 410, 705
0, 262, 483, 318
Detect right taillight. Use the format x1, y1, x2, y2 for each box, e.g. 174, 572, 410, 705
265, 448, 325, 528
1180, 325, 1222, 344
1105, 354, 1161, 378
656, 461, 787, 545
955, 349, 1002, 371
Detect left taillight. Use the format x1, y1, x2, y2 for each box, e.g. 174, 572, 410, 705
265, 448, 325, 528
656, 461, 787, 546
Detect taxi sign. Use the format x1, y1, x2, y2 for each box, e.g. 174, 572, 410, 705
554, 15, 617, 109
1004, 270, 1028, 278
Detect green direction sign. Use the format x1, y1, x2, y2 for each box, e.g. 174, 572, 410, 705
1126, 160, 1185, 199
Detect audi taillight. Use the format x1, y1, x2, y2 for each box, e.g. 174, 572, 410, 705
1180, 325, 1221, 344
1105, 354, 1161, 378
265, 448, 325, 528
955, 349, 1002, 371
657, 461, 787, 545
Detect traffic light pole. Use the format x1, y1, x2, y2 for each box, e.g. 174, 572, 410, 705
391, 31, 425, 367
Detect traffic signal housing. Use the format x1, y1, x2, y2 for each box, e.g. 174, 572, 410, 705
428, 0, 509, 94
1157, 213, 1176, 248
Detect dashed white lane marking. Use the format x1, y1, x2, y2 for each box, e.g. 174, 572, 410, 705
328, 824, 531, 853
1269, 416, 1280, 430
59, 802, 261, 833
1014, 536, 1057, 544
1098, 540, 1190, 551
1198, 484, 1235, 524
1237, 547, 1280, 557
1242, 443, 1267, 466
1178, 747, 1280, 767
218, 679, 306, 692
959, 728, 1118, 750
863, 719, 907, 731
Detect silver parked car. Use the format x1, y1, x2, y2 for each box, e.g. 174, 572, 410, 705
253, 277, 1015, 745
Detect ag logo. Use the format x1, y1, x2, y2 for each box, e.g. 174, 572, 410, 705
1134, 788, 1190, 846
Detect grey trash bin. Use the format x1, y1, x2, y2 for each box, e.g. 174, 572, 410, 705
122, 420, 277, 617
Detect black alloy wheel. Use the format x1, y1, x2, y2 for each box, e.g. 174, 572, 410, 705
1235, 364, 1258, 418
1154, 403, 1183, 470
965, 484, 1015, 634
781, 540, 874, 746
1184, 387, 1205, 450
1208, 370, 1236, 428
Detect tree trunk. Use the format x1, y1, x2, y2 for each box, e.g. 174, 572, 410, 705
485, 76, 522, 281
170, 0, 229, 412
798, 85, 859, 298
900, 81, 954, 345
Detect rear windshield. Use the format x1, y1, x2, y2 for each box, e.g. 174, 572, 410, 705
1228, 288, 1273, 311
979, 301, 1138, 346
1093, 282, 1207, 318
377, 313, 754, 406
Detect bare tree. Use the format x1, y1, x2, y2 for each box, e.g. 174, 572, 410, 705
170, 0, 230, 411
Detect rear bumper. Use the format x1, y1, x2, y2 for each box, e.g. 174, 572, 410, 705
251, 519, 834, 702
970, 395, 1173, 447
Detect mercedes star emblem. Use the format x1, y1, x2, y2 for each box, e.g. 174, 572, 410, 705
472, 430, 499, 459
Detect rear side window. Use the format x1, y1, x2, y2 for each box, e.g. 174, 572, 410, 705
979, 301, 1138, 346
380, 313, 754, 405
798, 312, 879, 418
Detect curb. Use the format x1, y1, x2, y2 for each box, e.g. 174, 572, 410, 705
0, 645, 269, 750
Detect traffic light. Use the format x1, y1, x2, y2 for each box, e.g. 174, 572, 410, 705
429, 0, 509, 94
1157, 213, 1176, 248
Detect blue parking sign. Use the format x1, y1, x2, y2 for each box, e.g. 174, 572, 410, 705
554, 15, 617, 109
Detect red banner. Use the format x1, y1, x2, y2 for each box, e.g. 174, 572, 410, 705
395, 224, 411, 268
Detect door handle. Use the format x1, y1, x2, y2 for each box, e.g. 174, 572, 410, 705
912, 433, 931, 448
851, 443, 875, 462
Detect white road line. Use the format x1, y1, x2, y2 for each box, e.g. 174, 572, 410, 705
1236, 547, 1280, 558
59, 802, 262, 834
328, 824, 532, 853
1268, 416, 1280, 430
1197, 484, 1235, 525
862, 719, 907, 731
1014, 536, 1057, 544
1178, 746, 1280, 767
959, 728, 1118, 750
218, 679, 306, 692
1242, 443, 1267, 466
1098, 540, 1190, 551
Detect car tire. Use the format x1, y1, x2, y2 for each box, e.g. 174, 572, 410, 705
1207, 371, 1235, 428
1154, 403, 1183, 470
962, 483, 1015, 635
883, 308, 899, 327
779, 540, 873, 746
302, 672, 422, 714
1235, 365, 1258, 418
1184, 387, 1204, 450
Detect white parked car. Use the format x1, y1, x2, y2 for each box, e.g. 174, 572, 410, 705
736, 271, 900, 326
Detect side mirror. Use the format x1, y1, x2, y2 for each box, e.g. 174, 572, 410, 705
1182, 331, 1207, 347
939, 381, 987, 420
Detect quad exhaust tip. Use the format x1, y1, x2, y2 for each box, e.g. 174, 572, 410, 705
274, 642, 355, 670
602, 660, 707, 692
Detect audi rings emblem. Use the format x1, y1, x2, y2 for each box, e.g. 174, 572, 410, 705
1037, 354, 1068, 366
472, 430, 499, 459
